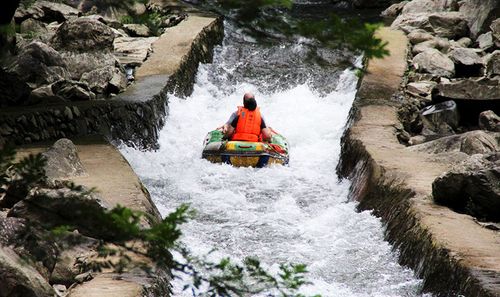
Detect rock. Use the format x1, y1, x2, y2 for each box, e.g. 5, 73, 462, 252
485, 50, 500, 77
14, 0, 80, 24
435, 78, 500, 100
477, 32, 494, 50
460, 130, 500, 155
7, 41, 69, 88
420, 100, 459, 134
8, 186, 113, 239
448, 47, 484, 77
42, 138, 86, 180
413, 48, 455, 77
61, 51, 119, 81
459, 0, 498, 39
407, 81, 436, 98
432, 153, 500, 221
450, 37, 472, 48
81, 65, 127, 95
491, 18, 500, 48
401, 0, 444, 14
407, 29, 435, 44
51, 80, 94, 101
53, 284, 67, 297
0, 213, 26, 246
20, 18, 49, 36
392, 12, 469, 39
479, 110, 500, 132
0, 246, 54, 297
113, 36, 158, 67
28, 84, 63, 105
0, 69, 31, 107
412, 39, 438, 54
51, 17, 114, 52
50, 232, 98, 285
381, 1, 409, 18
108, 69, 128, 94
123, 24, 151, 37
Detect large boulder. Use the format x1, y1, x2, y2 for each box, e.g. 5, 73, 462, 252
42, 139, 86, 180
7, 41, 69, 88
459, 0, 499, 39
61, 51, 119, 80
0, 247, 54, 297
51, 79, 95, 101
401, 0, 447, 14
448, 48, 484, 77
14, 0, 80, 24
479, 110, 500, 132
432, 153, 500, 221
434, 78, 500, 100
81, 65, 128, 95
50, 17, 114, 53
381, 1, 409, 18
412, 48, 455, 77
392, 12, 469, 39
0, 69, 31, 107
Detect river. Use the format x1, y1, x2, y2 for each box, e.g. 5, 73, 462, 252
120, 8, 428, 296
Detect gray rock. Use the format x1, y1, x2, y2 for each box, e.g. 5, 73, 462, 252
381, 1, 409, 18
42, 138, 85, 180
81, 65, 127, 95
407, 81, 436, 98
448, 48, 482, 65
51, 17, 115, 52
479, 110, 500, 132
420, 100, 459, 134
51, 80, 94, 101
449, 37, 472, 48
0, 247, 54, 297
14, 0, 80, 23
123, 24, 151, 37
435, 78, 500, 100
401, 0, 444, 14
413, 48, 455, 77
113, 36, 158, 67
491, 18, 500, 48
412, 39, 438, 54
0, 69, 31, 107
432, 152, 500, 221
485, 50, 500, 77
407, 29, 435, 44
108, 69, 128, 94
20, 18, 49, 36
7, 41, 69, 88
61, 51, 118, 81
409, 130, 500, 155
392, 12, 469, 39
459, 0, 498, 39
477, 32, 494, 50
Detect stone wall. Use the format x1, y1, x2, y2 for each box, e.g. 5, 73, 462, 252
0, 16, 224, 149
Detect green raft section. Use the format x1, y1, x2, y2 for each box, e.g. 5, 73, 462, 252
202, 130, 290, 168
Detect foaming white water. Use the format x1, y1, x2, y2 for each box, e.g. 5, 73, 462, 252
121, 65, 425, 296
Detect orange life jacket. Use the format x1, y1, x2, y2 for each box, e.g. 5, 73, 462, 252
232, 106, 262, 142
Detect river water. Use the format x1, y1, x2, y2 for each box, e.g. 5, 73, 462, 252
120, 10, 428, 297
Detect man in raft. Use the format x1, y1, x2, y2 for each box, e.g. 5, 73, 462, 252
219, 92, 273, 142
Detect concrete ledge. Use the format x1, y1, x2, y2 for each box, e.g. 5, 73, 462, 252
337, 27, 500, 296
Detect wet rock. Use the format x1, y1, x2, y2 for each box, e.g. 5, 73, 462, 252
479, 110, 500, 132
114, 36, 158, 67
123, 24, 151, 37
420, 100, 459, 135
51, 17, 115, 53
0, 69, 31, 107
0, 246, 54, 297
392, 12, 469, 39
42, 138, 85, 180
14, 0, 80, 24
407, 29, 435, 44
51, 80, 94, 101
432, 153, 500, 221
458, 0, 498, 39
413, 48, 455, 77
8, 186, 111, 239
381, 1, 409, 17
477, 32, 494, 51
7, 41, 69, 88
435, 78, 500, 100
485, 50, 500, 77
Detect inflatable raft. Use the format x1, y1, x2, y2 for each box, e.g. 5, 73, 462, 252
202, 130, 289, 167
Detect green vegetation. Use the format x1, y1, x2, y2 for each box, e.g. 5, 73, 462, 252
0, 146, 319, 296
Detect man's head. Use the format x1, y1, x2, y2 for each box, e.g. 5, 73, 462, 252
243, 92, 257, 111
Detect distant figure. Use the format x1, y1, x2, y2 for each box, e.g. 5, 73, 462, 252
219, 92, 273, 142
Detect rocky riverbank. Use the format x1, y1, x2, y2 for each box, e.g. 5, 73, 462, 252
338, 0, 499, 296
